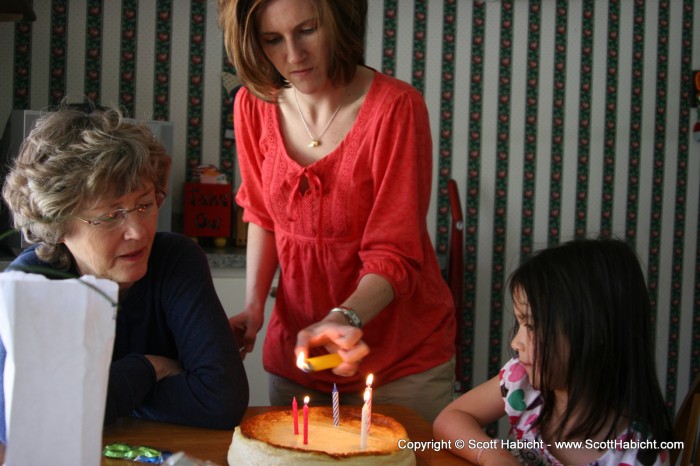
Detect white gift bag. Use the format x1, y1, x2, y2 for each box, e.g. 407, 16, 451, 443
0, 271, 118, 466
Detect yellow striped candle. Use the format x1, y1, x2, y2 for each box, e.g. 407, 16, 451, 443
360, 387, 370, 450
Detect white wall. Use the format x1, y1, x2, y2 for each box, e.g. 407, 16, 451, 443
212, 268, 274, 407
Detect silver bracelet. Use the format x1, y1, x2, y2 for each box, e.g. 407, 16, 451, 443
329, 306, 362, 328
477, 446, 485, 465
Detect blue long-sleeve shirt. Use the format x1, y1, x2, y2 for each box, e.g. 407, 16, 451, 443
0, 232, 248, 443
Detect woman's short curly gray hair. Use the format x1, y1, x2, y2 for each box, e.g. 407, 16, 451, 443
2, 106, 171, 269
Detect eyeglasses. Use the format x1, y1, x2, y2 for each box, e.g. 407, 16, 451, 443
75, 191, 167, 231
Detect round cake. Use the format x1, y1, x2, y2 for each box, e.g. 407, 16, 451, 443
227, 406, 416, 465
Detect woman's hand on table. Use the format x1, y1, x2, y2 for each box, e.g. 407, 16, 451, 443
145, 355, 183, 381
229, 309, 264, 360
295, 318, 369, 377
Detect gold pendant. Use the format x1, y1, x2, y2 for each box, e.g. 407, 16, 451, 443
308, 139, 320, 148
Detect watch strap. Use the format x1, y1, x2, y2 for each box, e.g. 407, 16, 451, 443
329, 306, 362, 329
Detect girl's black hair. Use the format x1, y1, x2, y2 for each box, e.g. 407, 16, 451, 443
508, 238, 672, 444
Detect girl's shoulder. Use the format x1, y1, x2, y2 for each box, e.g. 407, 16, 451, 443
500, 357, 543, 418
499, 357, 534, 393
591, 427, 670, 466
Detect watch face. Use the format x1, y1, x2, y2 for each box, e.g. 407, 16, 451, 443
342, 308, 361, 328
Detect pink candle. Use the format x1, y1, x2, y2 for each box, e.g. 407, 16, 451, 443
303, 396, 310, 445
292, 396, 299, 435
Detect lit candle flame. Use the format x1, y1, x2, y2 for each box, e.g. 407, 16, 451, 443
363, 387, 370, 402
304, 395, 310, 405
366, 373, 373, 387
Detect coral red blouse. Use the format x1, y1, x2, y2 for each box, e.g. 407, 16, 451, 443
234, 70, 455, 393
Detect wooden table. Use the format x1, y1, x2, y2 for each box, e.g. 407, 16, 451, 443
0, 404, 472, 465
103, 404, 471, 465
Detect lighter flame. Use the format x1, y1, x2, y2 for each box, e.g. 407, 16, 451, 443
296, 351, 306, 370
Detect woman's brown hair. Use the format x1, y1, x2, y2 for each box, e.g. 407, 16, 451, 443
218, 0, 367, 102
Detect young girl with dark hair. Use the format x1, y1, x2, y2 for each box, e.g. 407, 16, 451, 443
434, 238, 673, 466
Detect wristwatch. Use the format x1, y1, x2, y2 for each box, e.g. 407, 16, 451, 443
329, 306, 362, 329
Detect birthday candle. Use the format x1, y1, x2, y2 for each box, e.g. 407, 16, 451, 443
303, 396, 309, 445
332, 384, 339, 427
292, 396, 299, 435
365, 374, 373, 433
360, 387, 370, 450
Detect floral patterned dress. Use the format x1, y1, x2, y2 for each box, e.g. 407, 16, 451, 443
500, 357, 669, 466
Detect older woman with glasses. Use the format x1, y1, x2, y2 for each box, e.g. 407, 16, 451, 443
0, 106, 248, 444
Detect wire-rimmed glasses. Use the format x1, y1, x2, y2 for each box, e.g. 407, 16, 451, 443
75, 191, 167, 231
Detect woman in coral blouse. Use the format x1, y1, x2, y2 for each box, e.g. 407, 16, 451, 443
219, 0, 455, 421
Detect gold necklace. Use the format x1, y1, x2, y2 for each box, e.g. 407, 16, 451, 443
293, 88, 343, 148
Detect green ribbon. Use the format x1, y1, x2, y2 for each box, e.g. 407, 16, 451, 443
103, 443, 165, 463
